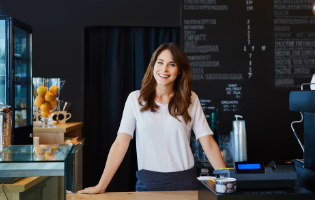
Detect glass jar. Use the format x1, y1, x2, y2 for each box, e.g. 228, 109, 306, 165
0, 105, 12, 150
1, 149, 11, 161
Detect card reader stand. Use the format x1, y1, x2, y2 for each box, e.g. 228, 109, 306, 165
198, 180, 314, 200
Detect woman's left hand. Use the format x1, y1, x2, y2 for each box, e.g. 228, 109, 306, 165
199, 135, 226, 170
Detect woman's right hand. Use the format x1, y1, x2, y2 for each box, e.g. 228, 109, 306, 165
77, 133, 131, 194
77, 185, 105, 194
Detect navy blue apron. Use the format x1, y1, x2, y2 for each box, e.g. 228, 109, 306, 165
135, 166, 198, 191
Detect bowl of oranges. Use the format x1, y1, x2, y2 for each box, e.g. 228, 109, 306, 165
34, 85, 59, 128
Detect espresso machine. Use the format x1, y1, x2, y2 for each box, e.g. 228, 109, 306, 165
289, 82, 315, 193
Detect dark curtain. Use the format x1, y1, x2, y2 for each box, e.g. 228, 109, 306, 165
84, 26, 179, 192
134, 28, 180, 89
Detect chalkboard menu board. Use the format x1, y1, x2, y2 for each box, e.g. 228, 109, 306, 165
181, 0, 315, 162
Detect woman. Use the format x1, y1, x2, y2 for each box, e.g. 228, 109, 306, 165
78, 43, 226, 193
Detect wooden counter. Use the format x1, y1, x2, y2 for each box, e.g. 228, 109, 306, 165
70, 191, 198, 200
33, 122, 83, 144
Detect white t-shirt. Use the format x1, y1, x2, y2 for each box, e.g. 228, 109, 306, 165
118, 90, 213, 172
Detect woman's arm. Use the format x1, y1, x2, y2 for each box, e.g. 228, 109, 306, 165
78, 132, 132, 194
199, 135, 226, 170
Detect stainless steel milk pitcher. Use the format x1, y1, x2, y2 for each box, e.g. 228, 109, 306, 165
232, 115, 247, 162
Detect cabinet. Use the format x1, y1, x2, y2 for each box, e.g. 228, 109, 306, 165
0, 145, 75, 200
33, 122, 83, 144
0, 16, 33, 145
33, 122, 83, 191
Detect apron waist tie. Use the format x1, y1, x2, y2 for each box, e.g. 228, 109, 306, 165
135, 166, 198, 191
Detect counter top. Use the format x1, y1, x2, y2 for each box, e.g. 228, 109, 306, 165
33, 122, 83, 133
33, 122, 83, 144
68, 191, 197, 200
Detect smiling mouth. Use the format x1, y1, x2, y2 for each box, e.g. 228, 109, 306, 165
158, 73, 170, 78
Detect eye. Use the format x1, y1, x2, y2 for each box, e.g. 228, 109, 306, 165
169, 63, 176, 67
157, 61, 163, 65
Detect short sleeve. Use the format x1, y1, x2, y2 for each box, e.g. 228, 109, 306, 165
117, 92, 136, 138
191, 93, 213, 140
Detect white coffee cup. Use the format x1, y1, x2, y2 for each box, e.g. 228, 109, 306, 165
215, 178, 237, 194
52, 111, 71, 124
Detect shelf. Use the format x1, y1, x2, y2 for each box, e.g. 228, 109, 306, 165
14, 81, 28, 84
33, 122, 83, 134
0, 145, 74, 177
14, 55, 29, 60
15, 108, 28, 111
14, 77, 28, 82
1, 176, 48, 193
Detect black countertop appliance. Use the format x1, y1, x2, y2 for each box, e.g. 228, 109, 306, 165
289, 85, 315, 193
199, 160, 314, 200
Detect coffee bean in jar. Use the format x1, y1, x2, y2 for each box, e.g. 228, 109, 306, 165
0, 105, 12, 150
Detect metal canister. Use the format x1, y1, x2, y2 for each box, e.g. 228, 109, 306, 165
0, 105, 12, 153
311, 74, 315, 90
232, 115, 247, 162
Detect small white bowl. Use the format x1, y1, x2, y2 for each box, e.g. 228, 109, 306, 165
215, 178, 237, 194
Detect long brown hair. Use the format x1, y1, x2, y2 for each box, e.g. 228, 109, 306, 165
138, 43, 192, 124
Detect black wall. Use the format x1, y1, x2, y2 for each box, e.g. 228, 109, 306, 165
0, 0, 307, 170
0, 0, 181, 122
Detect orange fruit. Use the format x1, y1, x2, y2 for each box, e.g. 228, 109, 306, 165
45, 92, 55, 102
41, 111, 51, 118
40, 145, 50, 149
50, 99, 58, 108
34, 95, 45, 107
49, 86, 59, 97
34, 145, 45, 156
45, 151, 54, 159
51, 144, 58, 151
37, 86, 47, 96
40, 102, 52, 113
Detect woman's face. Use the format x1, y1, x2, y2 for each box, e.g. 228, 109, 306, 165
153, 49, 180, 88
